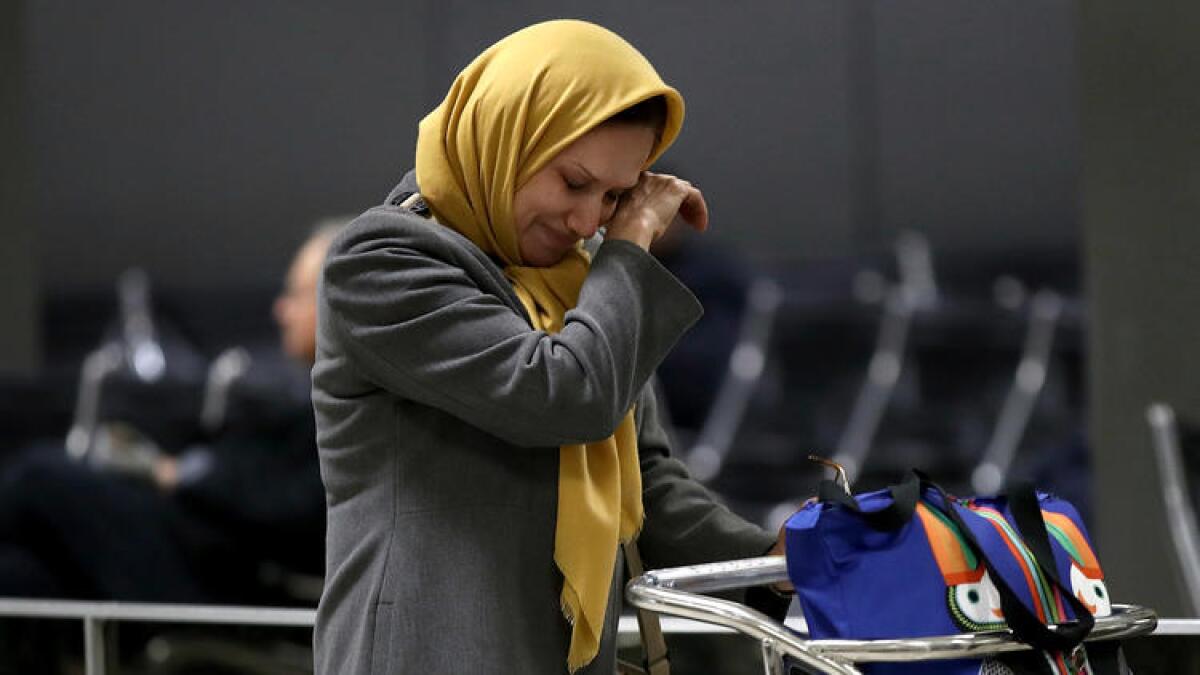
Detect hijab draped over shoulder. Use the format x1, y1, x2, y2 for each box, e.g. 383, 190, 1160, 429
415, 19, 684, 671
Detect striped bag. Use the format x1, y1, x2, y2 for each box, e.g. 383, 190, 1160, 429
784, 471, 1127, 674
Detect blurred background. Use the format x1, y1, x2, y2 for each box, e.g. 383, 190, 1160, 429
1, 1, 1198, 673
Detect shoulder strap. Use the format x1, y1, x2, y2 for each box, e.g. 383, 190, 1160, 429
1007, 483, 1121, 672
921, 474, 1095, 654
617, 541, 670, 675
394, 191, 434, 219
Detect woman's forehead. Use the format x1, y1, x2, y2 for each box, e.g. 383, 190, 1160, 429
551, 124, 655, 187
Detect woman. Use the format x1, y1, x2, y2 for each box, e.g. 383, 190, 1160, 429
313, 20, 785, 674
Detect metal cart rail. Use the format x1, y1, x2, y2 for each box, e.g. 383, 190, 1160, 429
626, 556, 1157, 675
0, 598, 737, 675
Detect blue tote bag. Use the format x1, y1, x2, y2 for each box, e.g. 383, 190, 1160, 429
784, 471, 1124, 675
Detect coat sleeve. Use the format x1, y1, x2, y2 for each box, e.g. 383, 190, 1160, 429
319, 212, 702, 448
633, 383, 776, 569
633, 383, 793, 618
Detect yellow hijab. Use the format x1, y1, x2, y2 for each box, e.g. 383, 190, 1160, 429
415, 20, 684, 671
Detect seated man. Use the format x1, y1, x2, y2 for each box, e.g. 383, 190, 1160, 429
0, 225, 339, 604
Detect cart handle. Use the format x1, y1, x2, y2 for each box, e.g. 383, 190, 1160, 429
626, 556, 1157, 674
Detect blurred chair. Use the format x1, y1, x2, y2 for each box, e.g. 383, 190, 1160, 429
760, 232, 1082, 528
685, 277, 783, 483
199, 347, 324, 605
828, 283, 916, 485
64, 343, 124, 460
116, 268, 167, 384
200, 347, 252, 435
755, 234, 932, 529
1146, 401, 1200, 615
970, 288, 1064, 495
115, 347, 322, 674
829, 230, 935, 484
65, 268, 163, 459
65, 267, 208, 465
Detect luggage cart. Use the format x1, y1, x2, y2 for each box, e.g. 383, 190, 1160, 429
626, 556, 1157, 675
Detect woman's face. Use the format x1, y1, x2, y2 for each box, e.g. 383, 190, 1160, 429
512, 123, 656, 266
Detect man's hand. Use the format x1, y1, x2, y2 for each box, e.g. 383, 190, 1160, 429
153, 456, 179, 492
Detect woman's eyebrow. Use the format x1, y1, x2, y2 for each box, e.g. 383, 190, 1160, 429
572, 162, 638, 191
570, 162, 597, 182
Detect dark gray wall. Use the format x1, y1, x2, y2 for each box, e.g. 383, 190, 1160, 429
1083, 1, 1200, 616
23, 0, 1079, 295
27, 1, 428, 293
873, 1, 1079, 256
2, 0, 38, 373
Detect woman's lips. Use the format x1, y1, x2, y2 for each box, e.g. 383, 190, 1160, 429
542, 223, 578, 250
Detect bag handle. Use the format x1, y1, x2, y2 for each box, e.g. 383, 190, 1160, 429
1007, 483, 1112, 670
919, 472, 1095, 653
816, 470, 920, 531
1007, 482, 1069, 590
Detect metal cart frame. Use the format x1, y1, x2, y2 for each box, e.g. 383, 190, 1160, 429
626, 556, 1157, 675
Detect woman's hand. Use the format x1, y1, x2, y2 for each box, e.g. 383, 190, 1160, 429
767, 522, 794, 593
767, 495, 818, 594
605, 172, 708, 251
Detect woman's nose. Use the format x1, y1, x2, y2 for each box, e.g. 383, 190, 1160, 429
566, 199, 603, 239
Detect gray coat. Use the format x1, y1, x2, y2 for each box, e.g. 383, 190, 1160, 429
312, 174, 776, 674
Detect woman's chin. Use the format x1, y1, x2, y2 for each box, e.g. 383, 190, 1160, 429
521, 246, 570, 267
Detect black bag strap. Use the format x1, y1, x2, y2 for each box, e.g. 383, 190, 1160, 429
919, 472, 1094, 653
1007, 482, 1126, 672
817, 471, 920, 531
1008, 483, 1068, 589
